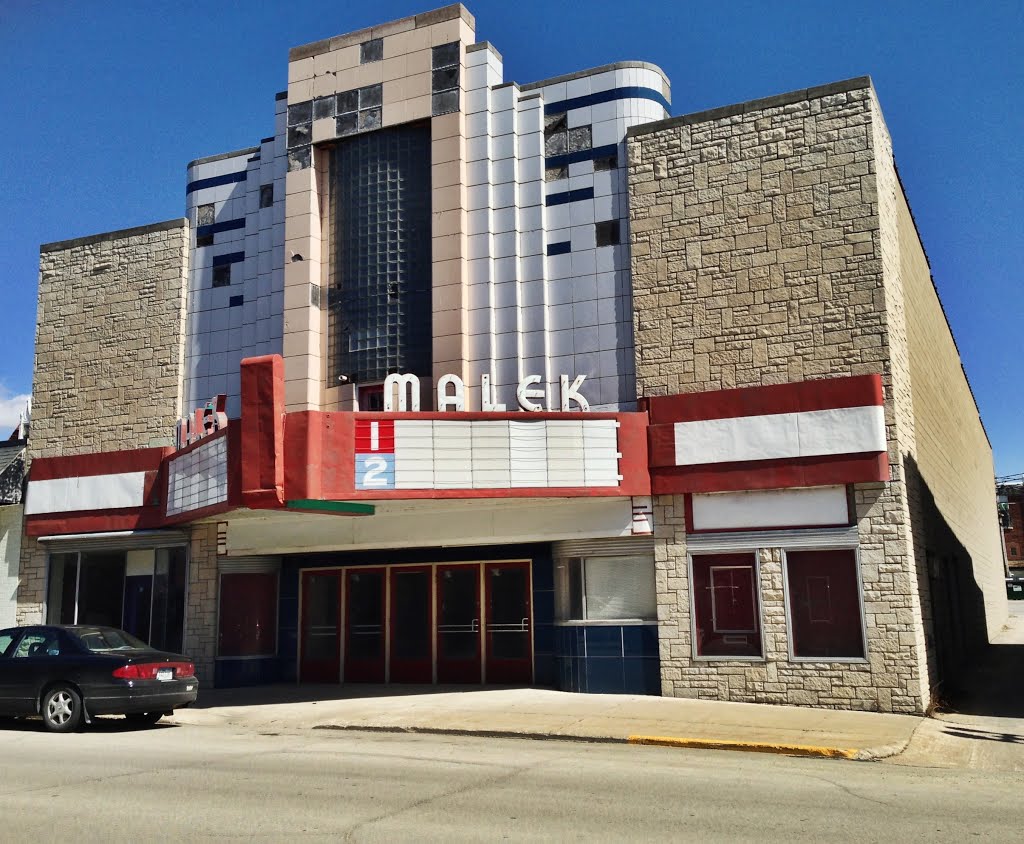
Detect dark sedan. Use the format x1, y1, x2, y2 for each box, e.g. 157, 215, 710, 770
0, 625, 198, 732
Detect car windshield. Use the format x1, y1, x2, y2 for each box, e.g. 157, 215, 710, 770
74, 627, 151, 652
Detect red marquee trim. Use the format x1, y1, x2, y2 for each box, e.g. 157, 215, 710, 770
643, 373, 884, 424
29, 446, 172, 482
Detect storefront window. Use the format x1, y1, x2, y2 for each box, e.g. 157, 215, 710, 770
785, 549, 865, 659
46, 546, 186, 653
556, 556, 656, 622
690, 553, 763, 658
218, 572, 278, 657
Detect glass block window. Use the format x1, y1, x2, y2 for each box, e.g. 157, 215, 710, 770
545, 165, 568, 183
212, 265, 231, 287
360, 38, 383, 64
313, 95, 336, 121
197, 203, 215, 227
259, 184, 274, 208
287, 101, 312, 125
596, 220, 620, 247
431, 41, 460, 115
544, 114, 568, 156
337, 85, 383, 137
329, 123, 433, 385
594, 153, 618, 171
568, 125, 592, 153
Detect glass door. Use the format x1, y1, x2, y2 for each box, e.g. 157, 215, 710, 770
484, 561, 533, 684
435, 564, 481, 683
389, 566, 432, 683
300, 570, 341, 683
344, 568, 386, 682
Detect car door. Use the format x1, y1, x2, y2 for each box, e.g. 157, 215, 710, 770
5, 629, 65, 714
0, 628, 35, 715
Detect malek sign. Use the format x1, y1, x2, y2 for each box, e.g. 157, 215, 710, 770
382, 372, 591, 412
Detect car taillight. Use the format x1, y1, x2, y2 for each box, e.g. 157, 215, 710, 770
112, 662, 195, 679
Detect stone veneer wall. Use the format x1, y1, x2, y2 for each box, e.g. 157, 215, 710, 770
892, 163, 1006, 662
184, 522, 219, 686
627, 78, 932, 712
30, 219, 189, 459
17, 219, 190, 625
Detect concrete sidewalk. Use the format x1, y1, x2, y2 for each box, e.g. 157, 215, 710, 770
167, 685, 921, 760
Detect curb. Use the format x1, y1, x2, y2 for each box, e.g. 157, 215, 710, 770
312, 724, 873, 759
627, 734, 858, 759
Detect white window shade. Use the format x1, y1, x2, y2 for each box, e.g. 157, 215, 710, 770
584, 556, 656, 621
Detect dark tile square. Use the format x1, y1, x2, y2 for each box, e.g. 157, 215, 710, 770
622, 624, 659, 658
585, 625, 623, 657
623, 658, 662, 696
585, 657, 624, 694
534, 655, 555, 687
533, 623, 554, 655
533, 589, 554, 625
532, 558, 554, 591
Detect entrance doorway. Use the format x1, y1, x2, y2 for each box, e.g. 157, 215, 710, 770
298, 560, 533, 685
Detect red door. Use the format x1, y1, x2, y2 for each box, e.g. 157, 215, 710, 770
300, 570, 341, 683
484, 561, 533, 684
389, 566, 432, 683
436, 564, 481, 683
344, 568, 386, 682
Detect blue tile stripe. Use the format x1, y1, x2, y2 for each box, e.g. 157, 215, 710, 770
545, 187, 595, 207
545, 85, 671, 116
212, 251, 245, 267
196, 218, 246, 238
545, 143, 618, 171
186, 170, 248, 194
546, 241, 571, 256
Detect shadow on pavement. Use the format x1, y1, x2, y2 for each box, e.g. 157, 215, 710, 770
940, 642, 1024, 720
0, 716, 178, 734
188, 683, 535, 710
942, 725, 1024, 744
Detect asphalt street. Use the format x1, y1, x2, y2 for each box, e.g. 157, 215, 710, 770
0, 719, 1018, 842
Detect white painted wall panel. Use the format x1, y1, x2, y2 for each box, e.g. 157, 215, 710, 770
675, 405, 887, 466
690, 486, 850, 531
26, 472, 147, 516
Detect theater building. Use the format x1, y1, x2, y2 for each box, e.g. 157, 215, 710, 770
16, 4, 1007, 712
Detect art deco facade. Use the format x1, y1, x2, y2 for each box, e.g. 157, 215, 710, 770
16, 5, 1007, 712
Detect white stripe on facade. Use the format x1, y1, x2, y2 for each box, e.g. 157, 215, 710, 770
674, 405, 886, 466
25, 472, 148, 515
690, 486, 849, 532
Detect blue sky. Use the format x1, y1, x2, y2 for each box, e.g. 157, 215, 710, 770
1, 1, 1021, 472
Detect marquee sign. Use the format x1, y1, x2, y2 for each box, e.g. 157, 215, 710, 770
382, 372, 591, 412
176, 394, 229, 449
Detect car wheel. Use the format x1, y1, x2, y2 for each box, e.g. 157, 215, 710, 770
125, 712, 164, 726
41, 685, 84, 733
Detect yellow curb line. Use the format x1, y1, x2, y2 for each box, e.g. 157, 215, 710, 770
628, 735, 858, 759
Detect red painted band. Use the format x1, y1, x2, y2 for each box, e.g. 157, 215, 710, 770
645, 374, 884, 424
30, 446, 172, 481
651, 452, 889, 494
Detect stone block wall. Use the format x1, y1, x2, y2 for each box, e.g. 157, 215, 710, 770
628, 78, 932, 712
893, 159, 1006, 670
30, 219, 190, 460
184, 522, 220, 686
18, 219, 190, 626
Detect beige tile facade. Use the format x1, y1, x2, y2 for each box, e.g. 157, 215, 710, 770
282, 4, 477, 411
628, 78, 1003, 713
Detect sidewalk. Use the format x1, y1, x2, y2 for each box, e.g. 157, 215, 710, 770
167, 684, 920, 760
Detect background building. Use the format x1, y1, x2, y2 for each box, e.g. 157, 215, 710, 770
15, 4, 1007, 712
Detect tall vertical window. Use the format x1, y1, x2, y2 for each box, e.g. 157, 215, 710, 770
690, 553, 763, 658
785, 549, 865, 659
329, 124, 433, 385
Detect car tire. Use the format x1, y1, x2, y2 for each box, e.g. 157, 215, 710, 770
125, 712, 164, 726
41, 685, 84, 733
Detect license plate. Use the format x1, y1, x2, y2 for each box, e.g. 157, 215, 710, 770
156, 668, 173, 681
